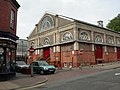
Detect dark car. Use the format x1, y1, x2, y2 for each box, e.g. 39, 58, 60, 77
11, 61, 29, 72
31, 61, 56, 74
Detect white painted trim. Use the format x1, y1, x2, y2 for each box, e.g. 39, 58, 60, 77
0, 37, 16, 43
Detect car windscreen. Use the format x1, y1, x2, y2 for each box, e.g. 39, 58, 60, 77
16, 61, 26, 65
38, 61, 49, 66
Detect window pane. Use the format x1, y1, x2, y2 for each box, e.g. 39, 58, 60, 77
10, 10, 15, 29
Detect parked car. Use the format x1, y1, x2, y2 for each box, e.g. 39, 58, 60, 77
30, 61, 56, 74
11, 61, 29, 72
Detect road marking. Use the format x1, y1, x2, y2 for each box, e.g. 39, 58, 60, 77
16, 83, 46, 90
115, 73, 120, 76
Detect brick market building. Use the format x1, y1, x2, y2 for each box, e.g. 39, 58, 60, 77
27, 12, 120, 68
0, 0, 20, 77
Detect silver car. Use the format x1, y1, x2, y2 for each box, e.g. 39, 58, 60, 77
12, 61, 29, 72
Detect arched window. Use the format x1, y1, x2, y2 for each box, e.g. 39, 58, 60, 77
117, 38, 120, 45
31, 42, 35, 47
40, 15, 54, 32
107, 37, 113, 44
62, 32, 73, 41
95, 35, 103, 43
79, 31, 90, 40
43, 37, 51, 45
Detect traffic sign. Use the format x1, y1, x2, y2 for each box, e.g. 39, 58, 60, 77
29, 47, 34, 53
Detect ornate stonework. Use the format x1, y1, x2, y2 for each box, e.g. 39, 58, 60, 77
40, 15, 54, 32
106, 36, 113, 44
79, 31, 90, 41
95, 34, 103, 43
43, 37, 51, 45
62, 31, 73, 42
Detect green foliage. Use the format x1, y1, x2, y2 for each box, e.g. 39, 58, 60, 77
106, 14, 120, 32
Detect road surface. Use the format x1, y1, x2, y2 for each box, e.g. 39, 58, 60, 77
31, 68, 120, 90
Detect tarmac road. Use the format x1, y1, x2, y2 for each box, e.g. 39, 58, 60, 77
31, 68, 120, 90
2, 61, 118, 90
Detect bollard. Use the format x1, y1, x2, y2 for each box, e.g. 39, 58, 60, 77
79, 65, 82, 70
31, 64, 34, 77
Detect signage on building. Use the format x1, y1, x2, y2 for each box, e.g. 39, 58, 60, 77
79, 49, 83, 55
72, 51, 74, 54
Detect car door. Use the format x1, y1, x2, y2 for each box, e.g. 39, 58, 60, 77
32, 62, 39, 73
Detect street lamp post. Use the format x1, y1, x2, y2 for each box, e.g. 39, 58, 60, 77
25, 52, 27, 63
21, 40, 23, 61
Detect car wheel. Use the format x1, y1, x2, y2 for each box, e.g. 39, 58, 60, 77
40, 70, 44, 75
51, 71, 55, 74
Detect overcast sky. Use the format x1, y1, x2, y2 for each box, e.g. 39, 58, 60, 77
17, 0, 120, 39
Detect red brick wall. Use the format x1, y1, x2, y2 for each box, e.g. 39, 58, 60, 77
81, 51, 96, 65
107, 46, 117, 62
71, 50, 78, 67
60, 44, 73, 67
0, 0, 18, 35
32, 43, 97, 68
79, 43, 96, 65
28, 45, 118, 68
56, 49, 96, 68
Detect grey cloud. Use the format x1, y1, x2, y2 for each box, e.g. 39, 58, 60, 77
17, 0, 120, 39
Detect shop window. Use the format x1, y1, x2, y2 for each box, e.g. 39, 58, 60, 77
0, 48, 4, 73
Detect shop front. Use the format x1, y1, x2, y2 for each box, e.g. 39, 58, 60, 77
0, 39, 17, 81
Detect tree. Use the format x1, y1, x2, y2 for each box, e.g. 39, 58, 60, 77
106, 14, 120, 32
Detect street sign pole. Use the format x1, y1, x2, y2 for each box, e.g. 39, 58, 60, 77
29, 47, 34, 77
31, 63, 34, 77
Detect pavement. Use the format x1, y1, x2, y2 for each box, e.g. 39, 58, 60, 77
91, 61, 120, 70
0, 61, 120, 90
0, 74, 48, 90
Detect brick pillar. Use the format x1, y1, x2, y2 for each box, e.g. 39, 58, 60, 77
74, 42, 79, 67
53, 46, 62, 69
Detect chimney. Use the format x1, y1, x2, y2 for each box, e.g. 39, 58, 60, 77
55, 14, 59, 28
97, 20, 103, 27
35, 24, 38, 33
